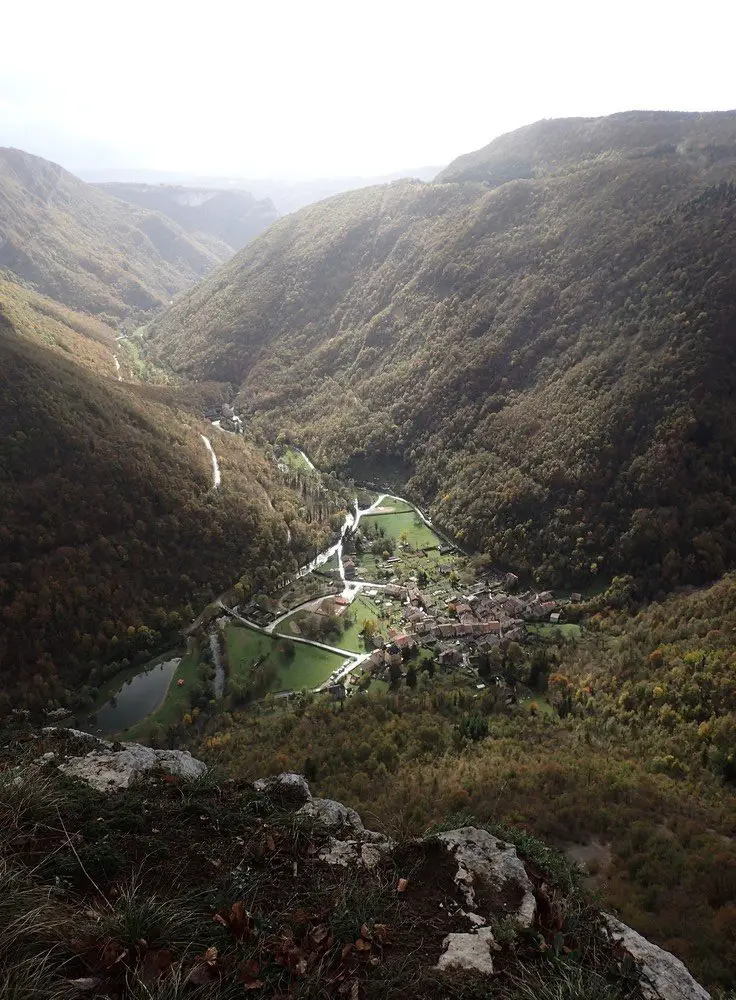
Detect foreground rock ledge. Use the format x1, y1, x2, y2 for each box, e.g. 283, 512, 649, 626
44, 727, 206, 792
38, 747, 710, 1000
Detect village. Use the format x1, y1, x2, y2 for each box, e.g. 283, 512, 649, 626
190, 431, 585, 704
322, 571, 582, 696
266, 498, 584, 699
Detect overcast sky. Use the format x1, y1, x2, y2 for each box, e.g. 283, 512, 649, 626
2, 0, 735, 180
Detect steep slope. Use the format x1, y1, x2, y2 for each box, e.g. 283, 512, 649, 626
0, 276, 116, 374
0, 297, 335, 713
0, 735, 710, 1000
96, 182, 278, 251
206, 575, 736, 988
144, 111, 736, 593
0, 148, 233, 322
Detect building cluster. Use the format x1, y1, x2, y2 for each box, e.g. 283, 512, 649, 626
361, 573, 579, 684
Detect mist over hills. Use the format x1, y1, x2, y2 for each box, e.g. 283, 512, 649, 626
0, 148, 233, 323
145, 110, 736, 593
79, 165, 442, 215
95, 182, 278, 251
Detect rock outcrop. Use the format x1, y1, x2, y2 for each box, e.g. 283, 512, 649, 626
26, 747, 709, 1000
44, 728, 206, 792
604, 915, 711, 1000
248, 775, 709, 999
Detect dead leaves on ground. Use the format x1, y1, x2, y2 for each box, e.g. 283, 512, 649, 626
199, 899, 392, 996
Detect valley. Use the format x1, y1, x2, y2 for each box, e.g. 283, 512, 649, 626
3, 109, 736, 995
61, 419, 574, 741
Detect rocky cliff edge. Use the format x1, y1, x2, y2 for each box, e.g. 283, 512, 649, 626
0, 728, 709, 1000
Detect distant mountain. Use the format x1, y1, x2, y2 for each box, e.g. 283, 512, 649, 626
0, 148, 234, 322
0, 279, 334, 712
95, 183, 278, 251
144, 110, 736, 592
77, 165, 442, 215
438, 109, 736, 184
240, 167, 442, 215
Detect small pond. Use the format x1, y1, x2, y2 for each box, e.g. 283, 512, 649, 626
72, 657, 180, 735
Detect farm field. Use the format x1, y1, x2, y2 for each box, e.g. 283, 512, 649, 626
373, 495, 414, 513
359, 510, 441, 549
282, 446, 315, 474
225, 622, 345, 693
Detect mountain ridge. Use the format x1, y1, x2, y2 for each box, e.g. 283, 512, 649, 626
0, 147, 235, 322
143, 110, 736, 593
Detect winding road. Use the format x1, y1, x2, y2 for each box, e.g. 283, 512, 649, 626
199, 434, 221, 488
220, 485, 422, 693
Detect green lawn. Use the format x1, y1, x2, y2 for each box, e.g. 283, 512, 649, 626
283, 446, 316, 474
320, 551, 340, 573
225, 623, 346, 692
121, 644, 203, 740
359, 510, 441, 549
274, 593, 400, 656
526, 623, 583, 640
519, 691, 556, 716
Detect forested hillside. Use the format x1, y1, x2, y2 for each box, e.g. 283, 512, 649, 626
0, 148, 233, 323
0, 294, 339, 713
144, 111, 736, 593
96, 182, 278, 251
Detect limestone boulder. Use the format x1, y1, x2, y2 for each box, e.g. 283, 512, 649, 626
604, 915, 711, 1000
44, 728, 206, 793
436, 827, 536, 927
298, 796, 388, 843
253, 772, 311, 805
436, 928, 496, 974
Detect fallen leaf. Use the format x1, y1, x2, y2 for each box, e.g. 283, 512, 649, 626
228, 901, 250, 939
354, 938, 371, 952
187, 963, 213, 986
203, 946, 218, 965
244, 981, 265, 991
373, 924, 389, 943
310, 924, 329, 945
397, 878, 409, 892
360, 923, 372, 940
340, 942, 354, 960
266, 833, 276, 852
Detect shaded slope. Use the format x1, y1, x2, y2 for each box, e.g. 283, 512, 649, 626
0, 147, 232, 322
144, 111, 736, 591
0, 301, 334, 712
96, 182, 278, 251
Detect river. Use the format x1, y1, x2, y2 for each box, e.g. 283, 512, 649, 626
210, 630, 226, 698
